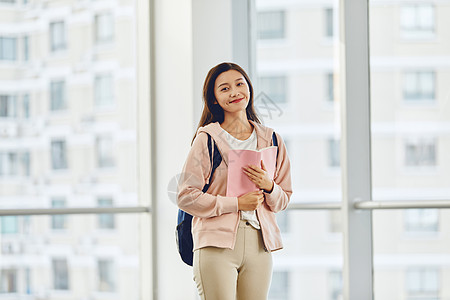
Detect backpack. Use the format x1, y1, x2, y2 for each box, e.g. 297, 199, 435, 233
176, 132, 278, 266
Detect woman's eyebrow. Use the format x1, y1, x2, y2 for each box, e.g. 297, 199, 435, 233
217, 77, 245, 88
217, 82, 229, 88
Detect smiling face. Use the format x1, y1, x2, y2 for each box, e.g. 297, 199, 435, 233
213, 69, 251, 115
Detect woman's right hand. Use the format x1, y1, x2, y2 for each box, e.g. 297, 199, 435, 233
238, 190, 264, 211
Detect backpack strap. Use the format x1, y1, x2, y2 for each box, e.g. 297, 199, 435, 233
202, 134, 222, 193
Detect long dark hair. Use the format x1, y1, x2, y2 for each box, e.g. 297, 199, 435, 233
191, 62, 261, 145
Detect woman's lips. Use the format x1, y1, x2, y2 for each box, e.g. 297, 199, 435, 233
230, 98, 244, 104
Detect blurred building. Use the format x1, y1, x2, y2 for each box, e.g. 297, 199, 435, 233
256, 1, 450, 299
0, 0, 140, 298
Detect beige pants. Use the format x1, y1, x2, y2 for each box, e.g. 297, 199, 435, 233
193, 220, 273, 300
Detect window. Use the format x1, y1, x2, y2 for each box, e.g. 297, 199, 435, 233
329, 270, 343, 300
51, 139, 68, 170
257, 11, 285, 40
21, 152, 30, 176
401, 4, 435, 38
268, 271, 289, 300
0, 151, 29, 177
98, 198, 114, 229
0, 152, 18, 176
403, 71, 435, 102
94, 74, 114, 107
51, 198, 67, 230
0, 37, 17, 61
328, 138, 340, 168
404, 209, 438, 233
49, 21, 66, 52
1, 216, 18, 234
96, 135, 115, 168
0, 269, 17, 293
95, 13, 114, 44
52, 258, 69, 290
23, 35, 29, 61
326, 73, 334, 102
258, 76, 287, 104
404, 138, 436, 167
325, 8, 334, 38
406, 268, 439, 300
50, 80, 66, 111
23, 94, 30, 118
0, 95, 18, 118
98, 259, 115, 292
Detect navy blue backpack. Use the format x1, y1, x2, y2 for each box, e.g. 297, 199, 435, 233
176, 132, 278, 266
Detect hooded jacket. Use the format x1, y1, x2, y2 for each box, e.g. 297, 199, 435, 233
177, 120, 292, 252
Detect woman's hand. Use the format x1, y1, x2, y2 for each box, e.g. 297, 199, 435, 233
243, 160, 274, 193
238, 190, 264, 211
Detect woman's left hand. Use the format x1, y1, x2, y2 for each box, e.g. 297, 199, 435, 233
243, 160, 274, 193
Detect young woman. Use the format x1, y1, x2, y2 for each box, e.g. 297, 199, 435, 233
177, 62, 292, 300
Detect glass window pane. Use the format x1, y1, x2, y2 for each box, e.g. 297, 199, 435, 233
0, 37, 17, 61
0, 215, 141, 297
256, 1, 341, 296
257, 11, 285, 40
50, 21, 66, 52
370, 1, 449, 299
95, 13, 114, 44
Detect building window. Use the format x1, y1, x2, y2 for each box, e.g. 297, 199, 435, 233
0, 95, 18, 118
23, 35, 29, 61
98, 198, 115, 229
326, 73, 334, 102
258, 76, 287, 104
325, 8, 334, 38
257, 11, 285, 40
98, 259, 115, 292
405, 138, 436, 167
403, 71, 435, 102
406, 268, 439, 300
328, 138, 340, 168
94, 74, 114, 107
51, 198, 67, 230
0, 152, 17, 176
268, 271, 289, 300
329, 270, 343, 300
50, 80, 66, 111
50, 21, 66, 52
95, 13, 114, 44
0, 269, 17, 293
51, 139, 68, 170
23, 94, 30, 118
404, 209, 438, 233
96, 135, 115, 168
401, 4, 435, 38
52, 258, 69, 290
1, 216, 18, 234
0, 37, 17, 61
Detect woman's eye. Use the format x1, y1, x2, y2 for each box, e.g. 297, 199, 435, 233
221, 87, 228, 91
237, 82, 243, 86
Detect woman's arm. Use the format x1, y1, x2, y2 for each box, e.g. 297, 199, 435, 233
176, 132, 239, 218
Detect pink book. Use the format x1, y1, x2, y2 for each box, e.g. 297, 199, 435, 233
226, 146, 278, 197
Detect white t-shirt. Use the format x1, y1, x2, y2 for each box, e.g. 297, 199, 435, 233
222, 127, 261, 229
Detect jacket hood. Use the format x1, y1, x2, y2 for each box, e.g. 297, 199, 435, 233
196, 120, 274, 166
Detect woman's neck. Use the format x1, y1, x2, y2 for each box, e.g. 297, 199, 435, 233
220, 114, 253, 134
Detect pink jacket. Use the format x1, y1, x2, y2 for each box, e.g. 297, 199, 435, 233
177, 120, 292, 252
